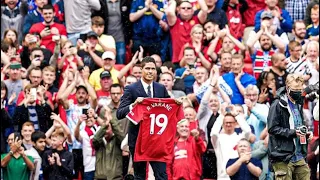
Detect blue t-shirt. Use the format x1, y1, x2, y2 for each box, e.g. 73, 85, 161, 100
222, 72, 256, 104
226, 157, 262, 180
235, 125, 255, 135
130, 0, 163, 42
306, 24, 319, 38
175, 68, 195, 88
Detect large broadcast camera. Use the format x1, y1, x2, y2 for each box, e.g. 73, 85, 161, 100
304, 82, 319, 101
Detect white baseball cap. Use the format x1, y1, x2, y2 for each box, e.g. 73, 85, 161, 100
102, 51, 115, 60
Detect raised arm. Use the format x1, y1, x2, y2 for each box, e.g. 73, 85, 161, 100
196, 51, 212, 70
210, 114, 224, 147
74, 115, 85, 142
165, 0, 177, 26
81, 66, 98, 109
87, 43, 103, 68
264, 27, 285, 53
197, 0, 208, 24
246, 30, 263, 55
235, 72, 246, 96
117, 51, 139, 85
149, 0, 164, 20
225, 25, 246, 51
49, 37, 61, 67
59, 71, 79, 110
129, 0, 149, 22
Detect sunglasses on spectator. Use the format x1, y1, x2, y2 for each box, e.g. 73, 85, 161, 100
181, 7, 192, 10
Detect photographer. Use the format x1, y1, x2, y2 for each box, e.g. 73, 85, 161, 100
268, 74, 313, 179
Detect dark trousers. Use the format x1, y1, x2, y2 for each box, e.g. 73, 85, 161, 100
72, 149, 84, 179
129, 147, 167, 180
202, 150, 217, 179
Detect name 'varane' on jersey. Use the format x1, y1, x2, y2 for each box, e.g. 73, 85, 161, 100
126, 98, 185, 162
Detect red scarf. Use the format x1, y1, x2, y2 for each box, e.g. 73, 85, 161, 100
84, 124, 98, 156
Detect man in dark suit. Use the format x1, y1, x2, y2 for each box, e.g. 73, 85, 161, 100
117, 56, 170, 180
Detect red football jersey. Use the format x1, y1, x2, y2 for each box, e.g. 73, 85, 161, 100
127, 98, 185, 162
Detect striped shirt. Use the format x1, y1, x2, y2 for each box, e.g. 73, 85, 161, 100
285, 0, 310, 22
286, 57, 311, 75
28, 106, 39, 131
66, 103, 90, 150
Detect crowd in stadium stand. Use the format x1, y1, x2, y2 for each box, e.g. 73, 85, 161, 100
0, 0, 319, 179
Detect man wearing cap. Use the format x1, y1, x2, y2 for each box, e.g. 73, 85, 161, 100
59, 68, 98, 179
254, 0, 293, 33
4, 62, 25, 104
78, 31, 104, 73
89, 51, 121, 91
96, 70, 113, 106
247, 12, 286, 79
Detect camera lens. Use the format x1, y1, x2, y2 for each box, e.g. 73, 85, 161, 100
299, 126, 307, 134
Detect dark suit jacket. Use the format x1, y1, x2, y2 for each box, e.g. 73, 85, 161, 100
116, 80, 170, 148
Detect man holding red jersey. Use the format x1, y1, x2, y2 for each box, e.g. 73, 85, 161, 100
117, 56, 183, 180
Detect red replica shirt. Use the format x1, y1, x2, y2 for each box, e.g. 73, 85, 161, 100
29, 22, 67, 53
170, 16, 200, 63
127, 98, 185, 162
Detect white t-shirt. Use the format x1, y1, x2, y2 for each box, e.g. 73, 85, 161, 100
80, 125, 100, 172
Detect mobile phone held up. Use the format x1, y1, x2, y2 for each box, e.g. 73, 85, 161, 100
82, 108, 89, 116
30, 88, 37, 100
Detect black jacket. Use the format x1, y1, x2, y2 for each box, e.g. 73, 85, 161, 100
42, 149, 74, 180
267, 87, 308, 163
13, 103, 52, 132
92, 0, 132, 45
1, 109, 12, 154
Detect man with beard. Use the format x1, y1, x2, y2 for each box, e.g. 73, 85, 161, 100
89, 51, 121, 90
293, 20, 308, 42
166, 0, 208, 67
247, 11, 286, 79
23, 0, 57, 35
29, 4, 67, 53
60, 68, 98, 179
267, 52, 289, 89
285, 20, 309, 57
25, 131, 47, 180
